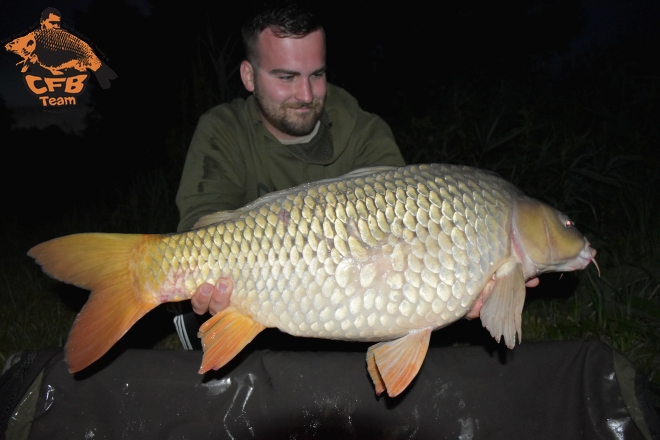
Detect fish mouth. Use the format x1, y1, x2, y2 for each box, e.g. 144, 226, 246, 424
541, 240, 598, 275
569, 243, 598, 273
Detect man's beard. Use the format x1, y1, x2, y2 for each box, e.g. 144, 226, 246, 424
254, 85, 324, 137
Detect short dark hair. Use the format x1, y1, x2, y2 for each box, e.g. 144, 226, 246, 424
241, 0, 323, 64
40, 7, 61, 22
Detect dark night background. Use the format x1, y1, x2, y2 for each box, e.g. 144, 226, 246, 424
1, 0, 658, 237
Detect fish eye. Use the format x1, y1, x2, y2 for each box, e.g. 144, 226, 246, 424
565, 220, 574, 228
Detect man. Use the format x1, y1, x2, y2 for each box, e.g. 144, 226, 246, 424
40, 8, 61, 29
173, 1, 405, 349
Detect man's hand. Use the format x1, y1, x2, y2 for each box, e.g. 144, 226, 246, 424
191, 278, 233, 315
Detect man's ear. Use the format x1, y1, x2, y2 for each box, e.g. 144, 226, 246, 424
240, 60, 255, 92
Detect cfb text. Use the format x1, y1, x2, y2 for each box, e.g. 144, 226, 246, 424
24, 74, 89, 106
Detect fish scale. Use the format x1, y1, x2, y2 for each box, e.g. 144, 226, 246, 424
146, 164, 513, 341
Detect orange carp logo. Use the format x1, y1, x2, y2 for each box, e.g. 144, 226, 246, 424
4, 7, 117, 107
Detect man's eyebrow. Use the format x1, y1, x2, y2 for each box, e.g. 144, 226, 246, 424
269, 69, 300, 76
268, 66, 327, 76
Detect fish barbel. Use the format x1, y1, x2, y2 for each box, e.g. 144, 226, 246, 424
29, 164, 597, 397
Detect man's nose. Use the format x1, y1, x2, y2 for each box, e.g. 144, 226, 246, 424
295, 78, 313, 103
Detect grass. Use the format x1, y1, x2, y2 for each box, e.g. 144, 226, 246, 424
0, 267, 74, 366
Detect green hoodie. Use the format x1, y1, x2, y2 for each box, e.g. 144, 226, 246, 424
176, 84, 405, 232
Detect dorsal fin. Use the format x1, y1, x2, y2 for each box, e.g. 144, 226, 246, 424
191, 166, 401, 229
193, 211, 237, 229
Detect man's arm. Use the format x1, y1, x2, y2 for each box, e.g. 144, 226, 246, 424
325, 84, 405, 169
350, 108, 406, 169
176, 111, 247, 232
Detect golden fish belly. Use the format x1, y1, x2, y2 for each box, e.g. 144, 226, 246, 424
149, 164, 516, 341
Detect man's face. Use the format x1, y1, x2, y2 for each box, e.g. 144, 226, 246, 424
242, 28, 327, 140
41, 13, 61, 29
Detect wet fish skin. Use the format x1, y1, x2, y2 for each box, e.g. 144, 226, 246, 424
29, 164, 596, 397
188, 164, 513, 341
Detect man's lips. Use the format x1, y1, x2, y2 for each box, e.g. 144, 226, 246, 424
284, 99, 322, 111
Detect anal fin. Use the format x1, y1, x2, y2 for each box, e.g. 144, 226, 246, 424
198, 307, 265, 374
366, 327, 432, 397
366, 350, 386, 396
480, 261, 526, 349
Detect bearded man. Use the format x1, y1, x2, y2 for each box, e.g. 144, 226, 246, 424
173, 1, 405, 349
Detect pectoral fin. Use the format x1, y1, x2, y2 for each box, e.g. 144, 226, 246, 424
198, 307, 265, 374
480, 261, 526, 349
366, 327, 432, 397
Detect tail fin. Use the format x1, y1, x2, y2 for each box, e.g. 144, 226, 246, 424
93, 63, 117, 89
28, 233, 160, 373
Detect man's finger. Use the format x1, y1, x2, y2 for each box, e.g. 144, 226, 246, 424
525, 277, 540, 288
208, 278, 233, 315
191, 283, 214, 315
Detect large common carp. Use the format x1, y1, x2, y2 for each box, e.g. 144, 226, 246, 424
29, 164, 597, 397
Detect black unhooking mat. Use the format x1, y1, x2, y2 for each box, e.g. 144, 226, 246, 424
1, 340, 659, 439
